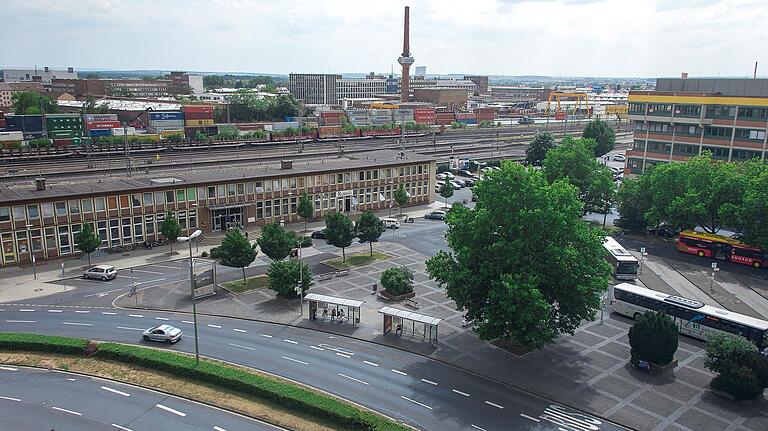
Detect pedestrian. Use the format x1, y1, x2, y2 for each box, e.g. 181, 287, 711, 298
338, 309, 345, 323
322, 308, 328, 319
331, 309, 336, 320
245, 231, 249, 240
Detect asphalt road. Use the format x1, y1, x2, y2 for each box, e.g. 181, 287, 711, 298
0, 306, 628, 431
0, 366, 282, 431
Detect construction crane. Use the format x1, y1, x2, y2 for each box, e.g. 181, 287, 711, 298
545, 91, 591, 117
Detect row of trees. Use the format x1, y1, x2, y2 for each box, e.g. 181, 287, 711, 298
228, 92, 300, 122
203, 75, 277, 90
11, 91, 59, 115
525, 118, 616, 166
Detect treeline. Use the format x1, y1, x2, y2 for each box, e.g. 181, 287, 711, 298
227, 92, 300, 122
203, 74, 282, 89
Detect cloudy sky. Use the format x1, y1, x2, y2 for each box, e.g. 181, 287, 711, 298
1, 0, 765, 78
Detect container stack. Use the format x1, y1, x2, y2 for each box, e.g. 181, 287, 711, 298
456, 112, 477, 125
474, 108, 495, 123
345, 110, 370, 127
85, 119, 122, 138
45, 113, 84, 139
414, 108, 436, 125
368, 109, 394, 126
4, 115, 45, 139
148, 111, 185, 134
319, 111, 344, 126
394, 109, 414, 124
435, 112, 455, 126
0, 131, 24, 148
182, 106, 214, 128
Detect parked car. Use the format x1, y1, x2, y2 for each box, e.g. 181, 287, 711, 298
436, 173, 448, 181
382, 217, 400, 229
463, 178, 476, 187
310, 229, 327, 239
518, 116, 535, 125
458, 169, 473, 177
613, 154, 626, 162
444, 171, 455, 180
647, 225, 679, 238
82, 265, 117, 281
451, 179, 465, 188
609, 166, 622, 174
424, 210, 447, 220
142, 324, 183, 344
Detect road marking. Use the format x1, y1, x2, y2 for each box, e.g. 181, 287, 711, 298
520, 413, 540, 422
117, 326, 144, 331
132, 269, 164, 275
19, 309, 35, 312
363, 360, 379, 367
129, 314, 144, 318
420, 378, 438, 386
116, 275, 133, 279
0, 395, 21, 402
181, 320, 194, 324
52, 406, 82, 416
400, 396, 432, 410
232, 328, 247, 333
228, 343, 255, 351
207, 324, 222, 328
155, 317, 169, 321
139, 278, 167, 285
0, 366, 18, 371
47, 309, 63, 313
283, 339, 298, 344
102, 312, 117, 315
336, 353, 351, 359
309, 345, 324, 351
484, 400, 504, 409
84, 288, 123, 297
213, 427, 228, 431
281, 356, 308, 365
101, 386, 131, 397
452, 389, 470, 397
338, 373, 369, 385
151, 264, 181, 270
156, 403, 186, 417
391, 369, 407, 376
112, 424, 134, 431
259, 334, 273, 338
63, 322, 93, 326
66, 378, 76, 381
471, 425, 487, 431
74, 310, 91, 313
6, 320, 35, 323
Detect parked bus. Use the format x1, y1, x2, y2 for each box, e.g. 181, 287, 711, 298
677, 230, 764, 269
602, 236, 639, 280
611, 283, 768, 352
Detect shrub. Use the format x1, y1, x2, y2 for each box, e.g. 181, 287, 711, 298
0, 333, 88, 354
267, 259, 312, 299
704, 332, 768, 400
297, 236, 312, 248
201, 251, 209, 258
711, 365, 764, 401
380, 266, 414, 296
628, 311, 678, 365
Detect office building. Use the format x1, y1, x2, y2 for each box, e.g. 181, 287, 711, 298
289, 74, 341, 105
415, 66, 426, 78
336, 79, 387, 103
1, 67, 77, 84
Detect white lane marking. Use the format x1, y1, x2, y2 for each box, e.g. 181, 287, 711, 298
232, 328, 247, 333
0, 395, 21, 402
309, 345, 324, 351
338, 373, 369, 385
484, 400, 504, 409
363, 360, 379, 367
156, 403, 186, 417
6, 320, 35, 323
101, 386, 131, 397
52, 406, 82, 416
75, 310, 90, 314
420, 378, 438, 386
259, 334, 273, 338
283, 339, 298, 344
62, 322, 93, 326
181, 320, 194, 324
207, 324, 222, 328
391, 369, 408, 376
281, 356, 308, 365
213, 427, 227, 431
47, 309, 63, 313
66, 378, 76, 381
102, 312, 117, 315
132, 269, 164, 275
228, 343, 255, 351
150, 264, 180, 270
520, 413, 540, 423
155, 317, 170, 321
112, 424, 134, 431
0, 367, 18, 371
19, 309, 35, 312
117, 326, 145, 331
400, 396, 433, 410
129, 314, 144, 318
471, 425, 487, 431
138, 278, 167, 285
452, 389, 470, 397
318, 344, 355, 356
84, 288, 123, 297
336, 353, 351, 359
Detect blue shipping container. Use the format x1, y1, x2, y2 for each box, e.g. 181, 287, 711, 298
5, 115, 44, 134
149, 112, 184, 121
458, 119, 477, 125
89, 129, 112, 138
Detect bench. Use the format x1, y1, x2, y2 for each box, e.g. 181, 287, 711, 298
318, 272, 335, 281
404, 298, 419, 310
336, 269, 350, 277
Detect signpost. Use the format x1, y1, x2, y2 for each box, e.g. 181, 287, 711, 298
639, 247, 647, 274
710, 262, 720, 293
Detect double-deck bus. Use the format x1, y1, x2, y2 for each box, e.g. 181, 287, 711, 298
677, 230, 764, 269
602, 236, 639, 280
611, 283, 768, 352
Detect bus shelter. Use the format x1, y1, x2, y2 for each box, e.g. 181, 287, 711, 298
378, 306, 442, 346
303, 293, 364, 326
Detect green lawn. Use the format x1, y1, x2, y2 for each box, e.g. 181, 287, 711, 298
325, 251, 390, 269
222, 275, 269, 294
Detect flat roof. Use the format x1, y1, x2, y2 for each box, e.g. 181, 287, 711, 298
304, 293, 364, 308
378, 306, 442, 326
0, 150, 434, 205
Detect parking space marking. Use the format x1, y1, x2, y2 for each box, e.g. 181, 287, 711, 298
400, 396, 432, 410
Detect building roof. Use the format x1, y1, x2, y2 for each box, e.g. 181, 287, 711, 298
57, 99, 181, 112
0, 150, 435, 205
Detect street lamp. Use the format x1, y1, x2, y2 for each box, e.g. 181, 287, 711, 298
295, 244, 304, 317
25, 224, 36, 280
178, 229, 203, 365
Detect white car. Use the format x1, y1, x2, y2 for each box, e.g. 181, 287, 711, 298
450, 180, 464, 189
609, 166, 622, 174
82, 265, 117, 281
613, 154, 626, 162
382, 217, 400, 229
142, 324, 183, 344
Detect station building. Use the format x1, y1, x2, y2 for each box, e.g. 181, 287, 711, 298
0, 150, 436, 266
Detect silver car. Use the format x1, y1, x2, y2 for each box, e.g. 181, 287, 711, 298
82, 265, 117, 281
142, 324, 183, 344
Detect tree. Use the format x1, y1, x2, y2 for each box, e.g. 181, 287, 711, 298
203, 75, 226, 89
394, 183, 409, 216
585, 167, 616, 227
425, 162, 612, 349
267, 259, 312, 299
217, 229, 258, 283
74, 223, 101, 267
356, 210, 384, 256
297, 192, 314, 233
82, 95, 109, 114
525, 132, 555, 166
380, 266, 415, 296
628, 311, 678, 366
582, 118, 615, 156
615, 177, 652, 232
257, 223, 295, 261
160, 211, 182, 253
729, 163, 768, 250
324, 212, 355, 262
11, 91, 59, 115
439, 181, 454, 208
704, 333, 768, 400
543, 136, 607, 212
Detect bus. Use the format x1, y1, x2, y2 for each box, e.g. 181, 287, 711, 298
602, 236, 639, 280
677, 230, 764, 269
611, 283, 768, 352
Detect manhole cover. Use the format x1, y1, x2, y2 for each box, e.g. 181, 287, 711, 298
34, 288, 43, 292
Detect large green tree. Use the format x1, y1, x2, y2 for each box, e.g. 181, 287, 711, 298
160, 211, 182, 254
356, 210, 384, 256
729, 163, 768, 250
426, 162, 612, 348
525, 132, 555, 166
74, 223, 101, 267
257, 223, 295, 261
297, 192, 314, 233
615, 177, 652, 232
267, 259, 312, 299
585, 167, 616, 226
11, 91, 59, 115
324, 212, 355, 262
628, 311, 678, 366
394, 183, 409, 215
543, 136, 608, 212
704, 333, 768, 400
439, 181, 454, 208
217, 229, 258, 282
582, 118, 615, 156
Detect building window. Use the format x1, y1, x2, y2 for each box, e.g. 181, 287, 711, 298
41, 203, 54, 218
119, 195, 130, 209
144, 216, 155, 238
256, 202, 264, 219
109, 220, 120, 246
701, 146, 729, 160
55, 202, 67, 217
218, 184, 226, 198
0, 207, 9, 223
68, 200, 80, 215
208, 186, 216, 199
198, 187, 207, 200
12, 205, 26, 223
107, 196, 118, 210
27, 204, 40, 220
121, 218, 132, 243
273, 199, 281, 216
81, 199, 93, 214
189, 210, 196, 229
359, 171, 365, 181
176, 189, 186, 202
273, 180, 281, 192
97, 221, 107, 247
58, 226, 71, 254
45, 227, 57, 250
704, 126, 731, 139
290, 178, 297, 189
237, 183, 245, 195
732, 149, 762, 161
165, 191, 175, 204
246, 182, 254, 194
143, 193, 153, 207
155, 191, 165, 205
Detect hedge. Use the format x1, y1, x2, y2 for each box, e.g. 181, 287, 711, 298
0, 333, 89, 355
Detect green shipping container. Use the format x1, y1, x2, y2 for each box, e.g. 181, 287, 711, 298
45, 114, 84, 136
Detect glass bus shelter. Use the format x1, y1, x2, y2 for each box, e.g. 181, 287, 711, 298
378, 306, 442, 346
303, 293, 364, 326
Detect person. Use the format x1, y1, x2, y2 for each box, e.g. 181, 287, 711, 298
331, 309, 336, 320
322, 308, 328, 319
372, 283, 378, 294
338, 309, 345, 323
396, 323, 403, 336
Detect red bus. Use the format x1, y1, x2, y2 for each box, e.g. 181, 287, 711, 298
677, 230, 765, 269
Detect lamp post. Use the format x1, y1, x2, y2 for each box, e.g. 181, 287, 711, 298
178, 229, 203, 365
25, 224, 36, 280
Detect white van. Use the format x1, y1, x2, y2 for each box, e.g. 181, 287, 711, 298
382, 217, 400, 229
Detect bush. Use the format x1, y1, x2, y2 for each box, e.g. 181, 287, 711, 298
201, 251, 209, 258
267, 259, 312, 299
297, 236, 312, 248
0, 333, 88, 354
704, 332, 768, 400
711, 365, 764, 401
380, 266, 414, 296
209, 246, 221, 260
628, 311, 678, 365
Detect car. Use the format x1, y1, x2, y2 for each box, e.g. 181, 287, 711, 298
424, 210, 447, 220
443, 171, 455, 180
458, 169, 473, 177
310, 229, 327, 239
609, 166, 622, 174
613, 154, 626, 162
382, 217, 400, 229
142, 324, 183, 344
463, 178, 476, 187
436, 173, 448, 180
518, 116, 535, 125
647, 225, 679, 238
451, 179, 465, 188
436, 180, 446, 186
82, 265, 117, 281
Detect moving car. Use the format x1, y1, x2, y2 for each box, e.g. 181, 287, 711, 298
382, 217, 400, 229
82, 265, 117, 281
463, 178, 476, 187
310, 229, 327, 239
613, 154, 626, 162
424, 210, 447, 220
142, 324, 183, 344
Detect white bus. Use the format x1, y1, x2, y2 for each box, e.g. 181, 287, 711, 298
602, 236, 639, 280
611, 283, 768, 352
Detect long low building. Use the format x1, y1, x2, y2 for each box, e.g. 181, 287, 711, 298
0, 150, 435, 266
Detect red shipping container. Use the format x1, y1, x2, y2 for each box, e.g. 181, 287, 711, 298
320, 111, 344, 118
53, 138, 72, 147
86, 120, 122, 130
183, 112, 214, 120
182, 105, 214, 114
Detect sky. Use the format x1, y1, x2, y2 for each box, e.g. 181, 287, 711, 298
1, 0, 766, 78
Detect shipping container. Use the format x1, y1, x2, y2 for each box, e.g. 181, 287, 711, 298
83, 113, 118, 122
555, 112, 567, 121
0, 131, 24, 142
53, 138, 72, 147
182, 105, 214, 114
265, 122, 299, 131
159, 129, 185, 137
86, 120, 122, 130
111, 127, 137, 136
89, 129, 112, 138
48, 130, 77, 139
147, 119, 184, 127
183, 112, 215, 121
5, 115, 45, 137
185, 119, 215, 127
149, 111, 184, 121
151, 126, 185, 134
320, 111, 344, 118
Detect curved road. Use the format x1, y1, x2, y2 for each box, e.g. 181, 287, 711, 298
0, 306, 627, 431
0, 366, 282, 431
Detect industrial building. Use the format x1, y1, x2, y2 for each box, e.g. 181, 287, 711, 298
288, 74, 341, 105
464, 76, 489, 95
626, 77, 768, 176
412, 88, 470, 111
336, 79, 387, 103
1, 67, 77, 84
